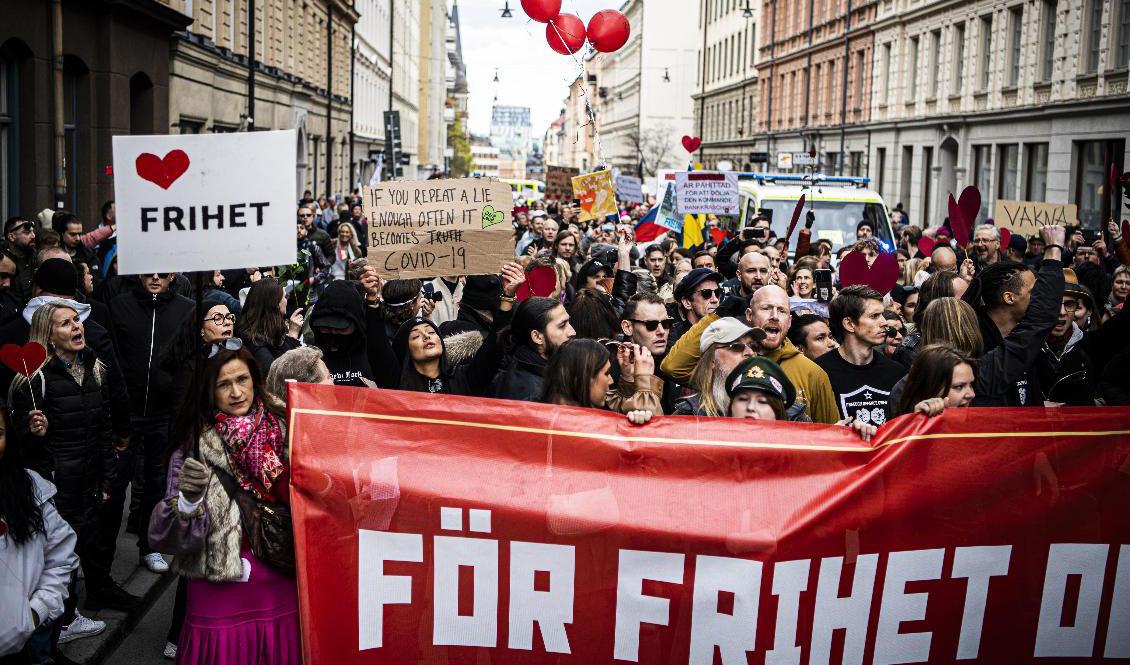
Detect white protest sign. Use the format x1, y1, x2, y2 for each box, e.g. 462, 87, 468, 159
675, 171, 740, 215
654, 182, 682, 233
615, 174, 644, 203
112, 130, 297, 275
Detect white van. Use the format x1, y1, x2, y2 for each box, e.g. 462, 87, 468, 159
733, 173, 894, 252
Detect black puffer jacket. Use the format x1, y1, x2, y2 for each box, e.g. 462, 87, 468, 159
11, 349, 115, 519
107, 284, 195, 417
491, 344, 547, 402
392, 309, 511, 396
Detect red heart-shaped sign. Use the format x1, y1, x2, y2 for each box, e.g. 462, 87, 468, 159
951, 186, 980, 243
947, 193, 965, 243
1122, 219, 1130, 240
917, 235, 936, 257
998, 227, 1012, 253
0, 342, 47, 377
838, 250, 899, 296
135, 149, 190, 190
681, 136, 702, 153
515, 265, 559, 303
785, 195, 806, 243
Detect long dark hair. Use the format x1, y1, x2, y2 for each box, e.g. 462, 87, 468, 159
568, 288, 619, 340
540, 338, 610, 407
172, 347, 268, 454
896, 344, 975, 416
508, 297, 562, 351
0, 405, 45, 545
236, 278, 286, 347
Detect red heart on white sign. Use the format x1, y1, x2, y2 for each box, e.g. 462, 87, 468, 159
135, 150, 190, 190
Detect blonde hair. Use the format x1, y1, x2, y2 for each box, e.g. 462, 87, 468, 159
687, 344, 732, 417
10, 301, 105, 399
919, 297, 983, 357
901, 257, 924, 286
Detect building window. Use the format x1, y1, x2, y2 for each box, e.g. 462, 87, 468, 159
0, 55, 15, 219
953, 23, 966, 95
1075, 140, 1126, 229
62, 62, 81, 212
929, 30, 941, 98
1041, 0, 1057, 81
880, 43, 891, 104
178, 118, 204, 134
854, 50, 865, 111
850, 151, 863, 177
997, 144, 1019, 200
1008, 7, 1023, 87
907, 36, 919, 102
1025, 143, 1049, 200
973, 145, 992, 220
1085, 0, 1103, 73
979, 15, 993, 90
813, 63, 822, 118
1119, 0, 1130, 66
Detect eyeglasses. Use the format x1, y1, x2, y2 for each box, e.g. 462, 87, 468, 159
631, 318, 674, 332
694, 288, 721, 300
148, 273, 173, 279
1062, 300, 1080, 311
723, 340, 759, 353
207, 337, 243, 358
885, 326, 907, 338
298, 213, 314, 219
208, 312, 236, 325
8, 223, 32, 233
0, 272, 13, 280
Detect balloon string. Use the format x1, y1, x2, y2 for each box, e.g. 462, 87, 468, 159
547, 18, 607, 170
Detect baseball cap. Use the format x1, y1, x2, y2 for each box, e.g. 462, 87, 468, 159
699, 318, 767, 353
725, 356, 796, 407
674, 267, 724, 303
1006, 233, 1027, 254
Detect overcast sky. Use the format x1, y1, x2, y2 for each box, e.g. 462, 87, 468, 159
456, 0, 613, 140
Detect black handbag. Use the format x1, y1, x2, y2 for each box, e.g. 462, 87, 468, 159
214, 469, 296, 576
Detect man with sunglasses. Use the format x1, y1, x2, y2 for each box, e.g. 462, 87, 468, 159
4, 216, 37, 304
672, 268, 723, 349
620, 293, 678, 413
298, 203, 333, 259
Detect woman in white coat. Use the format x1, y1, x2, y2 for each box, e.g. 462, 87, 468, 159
0, 405, 79, 663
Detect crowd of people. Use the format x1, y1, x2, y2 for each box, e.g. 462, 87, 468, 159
1, 182, 1128, 665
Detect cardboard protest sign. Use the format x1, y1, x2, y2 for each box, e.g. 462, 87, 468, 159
676, 171, 740, 215
614, 174, 643, 203
571, 170, 618, 222
993, 200, 1079, 235
111, 130, 297, 274
545, 165, 579, 199
363, 177, 513, 279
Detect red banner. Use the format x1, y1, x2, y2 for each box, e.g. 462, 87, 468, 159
288, 384, 1130, 664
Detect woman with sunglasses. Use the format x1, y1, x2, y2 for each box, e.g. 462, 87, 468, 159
881, 310, 906, 358
540, 339, 653, 425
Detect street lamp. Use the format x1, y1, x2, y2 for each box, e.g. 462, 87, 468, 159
500, 1, 513, 18
493, 69, 500, 83
662, 68, 671, 82
741, 2, 753, 18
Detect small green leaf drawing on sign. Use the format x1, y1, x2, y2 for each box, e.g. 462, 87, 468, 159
482, 205, 505, 229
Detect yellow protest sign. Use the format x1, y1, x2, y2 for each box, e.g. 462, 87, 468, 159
363, 177, 514, 279
571, 170, 618, 222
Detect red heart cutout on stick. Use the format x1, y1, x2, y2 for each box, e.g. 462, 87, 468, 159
838, 251, 899, 296
1122, 219, 1130, 240
681, 136, 702, 153
998, 227, 1012, 253
135, 149, 190, 190
1110, 163, 1120, 197
515, 265, 559, 302
917, 236, 936, 257
947, 193, 965, 243
785, 195, 806, 243
1, 342, 47, 378
950, 186, 980, 242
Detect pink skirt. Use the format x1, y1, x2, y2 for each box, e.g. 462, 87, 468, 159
177, 550, 300, 665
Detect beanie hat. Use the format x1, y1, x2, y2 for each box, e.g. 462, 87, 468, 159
34, 258, 77, 296
460, 275, 502, 312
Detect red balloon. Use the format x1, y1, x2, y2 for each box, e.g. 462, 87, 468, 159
545, 13, 586, 55
521, 0, 561, 23
587, 9, 630, 53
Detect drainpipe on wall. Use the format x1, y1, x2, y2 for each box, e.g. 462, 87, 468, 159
326, 1, 334, 197
349, 20, 355, 192
52, 0, 65, 208
838, 0, 852, 176
247, 0, 256, 128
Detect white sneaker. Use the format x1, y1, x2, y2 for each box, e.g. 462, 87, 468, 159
163, 641, 178, 659
143, 552, 169, 573
58, 613, 106, 644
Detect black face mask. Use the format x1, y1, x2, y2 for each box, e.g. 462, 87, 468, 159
313, 328, 356, 355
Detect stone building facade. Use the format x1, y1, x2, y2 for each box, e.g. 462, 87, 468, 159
693, 0, 762, 170
160, 0, 358, 198
867, 0, 1129, 230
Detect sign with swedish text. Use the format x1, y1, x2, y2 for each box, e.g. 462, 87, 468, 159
363, 177, 514, 279
111, 130, 298, 275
